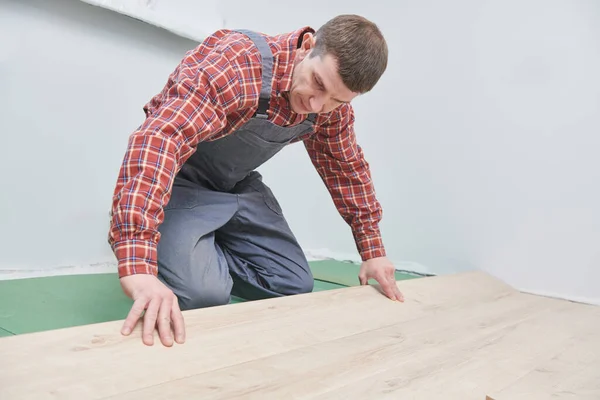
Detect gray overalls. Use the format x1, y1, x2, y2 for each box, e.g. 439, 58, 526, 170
156, 30, 317, 310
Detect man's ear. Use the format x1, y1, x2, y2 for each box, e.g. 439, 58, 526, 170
300, 32, 316, 51
295, 32, 315, 62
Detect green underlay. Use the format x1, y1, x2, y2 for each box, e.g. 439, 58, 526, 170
0, 260, 420, 336
0, 327, 14, 337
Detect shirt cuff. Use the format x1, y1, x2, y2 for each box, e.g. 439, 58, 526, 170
112, 239, 158, 278
355, 230, 387, 261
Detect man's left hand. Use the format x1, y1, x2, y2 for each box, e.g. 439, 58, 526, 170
358, 256, 405, 302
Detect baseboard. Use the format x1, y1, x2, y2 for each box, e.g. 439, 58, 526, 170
0, 249, 432, 281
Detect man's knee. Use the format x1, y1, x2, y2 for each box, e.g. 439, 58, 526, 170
292, 272, 314, 295
174, 278, 233, 311
157, 212, 233, 310
280, 258, 314, 296
157, 237, 233, 311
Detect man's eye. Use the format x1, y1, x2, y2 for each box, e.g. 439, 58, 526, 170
314, 77, 324, 90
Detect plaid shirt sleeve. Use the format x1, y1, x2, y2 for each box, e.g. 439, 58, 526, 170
303, 105, 386, 261
109, 42, 259, 278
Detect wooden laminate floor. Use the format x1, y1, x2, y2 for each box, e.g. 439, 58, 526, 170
1, 271, 598, 399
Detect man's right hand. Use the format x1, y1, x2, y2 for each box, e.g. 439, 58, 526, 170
119, 274, 186, 347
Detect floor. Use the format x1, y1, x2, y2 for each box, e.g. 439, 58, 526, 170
0, 259, 419, 336
1, 270, 599, 399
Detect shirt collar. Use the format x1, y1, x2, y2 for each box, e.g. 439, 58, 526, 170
276, 26, 315, 95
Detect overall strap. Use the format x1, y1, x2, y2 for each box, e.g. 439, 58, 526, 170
305, 113, 317, 124
234, 29, 273, 118
234, 29, 318, 124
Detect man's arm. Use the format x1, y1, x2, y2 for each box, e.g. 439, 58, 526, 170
109, 48, 255, 279
109, 37, 263, 346
304, 105, 404, 302
303, 105, 385, 260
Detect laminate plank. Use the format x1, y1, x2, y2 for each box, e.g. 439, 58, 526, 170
0, 272, 510, 399
488, 304, 600, 400
312, 296, 600, 400
103, 289, 556, 399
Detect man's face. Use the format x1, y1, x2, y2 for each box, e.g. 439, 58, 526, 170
288, 33, 359, 114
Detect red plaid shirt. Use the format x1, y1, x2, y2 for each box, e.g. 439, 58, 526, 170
109, 26, 386, 277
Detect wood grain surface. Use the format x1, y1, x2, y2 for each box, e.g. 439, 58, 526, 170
1, 271, 598, 399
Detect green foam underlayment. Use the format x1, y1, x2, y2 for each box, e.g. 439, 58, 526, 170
0, 327, 13, 337
0, 260, 419, 336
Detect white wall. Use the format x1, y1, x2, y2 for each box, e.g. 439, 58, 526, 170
1, 0, 599, 305
0, 0, 197, 271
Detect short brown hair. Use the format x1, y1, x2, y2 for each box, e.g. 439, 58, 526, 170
311, 14, 388, 93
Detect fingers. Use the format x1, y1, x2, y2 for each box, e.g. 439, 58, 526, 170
387, 274, 404, 302
359, 274, 368, 285
360, 271, 401, 301
123, 294, 185, 347
121, 298, 147, 336
385, 270, 405, 302
171, 299, 186, 344
397, 291, 405, 302
142, 298, 160, 346
378, 274, 398, 301
375, 268, 405, 302
157, 296, 174, 347
392, 278, 405, 302
119, 274, 187, 347
358, 259, 406, 303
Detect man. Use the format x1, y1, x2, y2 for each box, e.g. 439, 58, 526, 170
108, 14, 404, 347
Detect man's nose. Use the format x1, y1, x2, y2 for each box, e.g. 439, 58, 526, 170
308, 95, 325, 113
